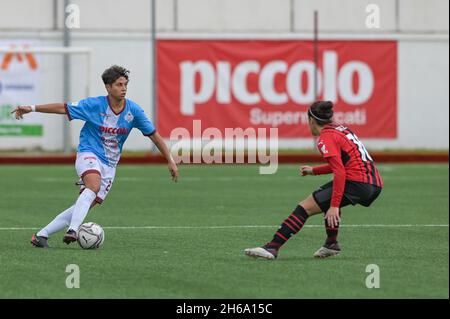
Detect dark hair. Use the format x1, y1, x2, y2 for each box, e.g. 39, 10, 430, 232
308, 101, 334, 125
101, 65, 130, 85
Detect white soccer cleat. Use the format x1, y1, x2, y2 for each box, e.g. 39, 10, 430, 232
244, 247, 278, 260
313, 242, 341, 258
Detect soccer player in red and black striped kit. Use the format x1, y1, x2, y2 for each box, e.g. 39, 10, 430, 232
245, 101, 383, 260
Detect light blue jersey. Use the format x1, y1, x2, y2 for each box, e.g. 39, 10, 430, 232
66, 96, 156, 167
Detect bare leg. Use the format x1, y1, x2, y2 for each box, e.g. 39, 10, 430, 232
299, 195, 322, 216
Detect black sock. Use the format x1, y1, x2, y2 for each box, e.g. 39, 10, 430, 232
266, 205, 309, 249
324, 209, 341, 245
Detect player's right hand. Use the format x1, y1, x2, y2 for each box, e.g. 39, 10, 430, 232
168, 161, 179, 183
300, 166, 313, 176
11, 106, 32, 120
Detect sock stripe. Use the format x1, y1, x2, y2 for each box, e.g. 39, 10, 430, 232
276, 232, 288, 241
283, 221, 298, 232
284, 220, 300, 232
269, 205, 309, 248
299, 214, 307, 222
289, 215, 304, 227
290, 213, 305, 225
287, 216, 302, 230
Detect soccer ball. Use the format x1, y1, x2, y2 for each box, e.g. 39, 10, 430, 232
77, 222, 105, 249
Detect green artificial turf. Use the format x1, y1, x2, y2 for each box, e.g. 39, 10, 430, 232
0, 164, 447, 298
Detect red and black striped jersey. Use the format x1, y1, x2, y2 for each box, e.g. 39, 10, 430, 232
316, 124, 383, 188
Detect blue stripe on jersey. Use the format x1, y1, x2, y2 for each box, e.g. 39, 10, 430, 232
66, 96, 155, 167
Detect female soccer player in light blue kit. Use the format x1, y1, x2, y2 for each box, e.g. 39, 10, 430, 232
11, 65, 178, 248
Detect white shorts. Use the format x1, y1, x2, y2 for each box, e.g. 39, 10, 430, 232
75, 152, 116, 204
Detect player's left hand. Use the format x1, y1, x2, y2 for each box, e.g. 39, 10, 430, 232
168, 161, 179, 182
324, 206, 340, 228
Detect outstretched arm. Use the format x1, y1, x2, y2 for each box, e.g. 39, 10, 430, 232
11, 103, 66, 119
148, 132, 179, 182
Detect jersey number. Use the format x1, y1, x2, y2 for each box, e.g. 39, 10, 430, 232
346, 133, 373, 162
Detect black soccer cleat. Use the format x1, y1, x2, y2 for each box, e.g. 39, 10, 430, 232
31, 233, 49, 248
63, 229, 77, 245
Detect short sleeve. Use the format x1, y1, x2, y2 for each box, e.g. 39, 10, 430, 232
65, 97, 98, 122
133, 106, 156, 136
317, 133, 340, 158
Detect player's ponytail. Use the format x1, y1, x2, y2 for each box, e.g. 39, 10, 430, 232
308, 101, 333, 125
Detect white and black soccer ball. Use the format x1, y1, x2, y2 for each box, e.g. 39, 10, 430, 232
77, 222, 105, 249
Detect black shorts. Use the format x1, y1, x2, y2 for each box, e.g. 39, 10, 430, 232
312, 180, 382, 212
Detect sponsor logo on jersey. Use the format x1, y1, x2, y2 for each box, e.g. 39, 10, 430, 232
320, 144, 328, 154
101, 136, 119, 148
100, 126, 128, 135
335, 125, 348, 132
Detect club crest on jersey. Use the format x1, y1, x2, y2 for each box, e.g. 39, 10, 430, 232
124, 111, 134, 123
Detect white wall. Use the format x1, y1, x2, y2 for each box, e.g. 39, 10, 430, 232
177, 0, 291, 31
0, 0, 448, 150
0, 0, 54, 30
294, 0, 397, 32
397, 39, 449, 149
399, 0, 449, 32
2, 0, 448, 33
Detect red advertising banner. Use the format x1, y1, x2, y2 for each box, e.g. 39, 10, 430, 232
157, 40, 397, 138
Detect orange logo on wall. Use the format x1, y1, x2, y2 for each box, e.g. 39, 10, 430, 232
1, 45, 38, 71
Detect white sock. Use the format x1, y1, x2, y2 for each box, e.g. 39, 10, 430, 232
37, 205, 75, 238
69, 188, 97, 233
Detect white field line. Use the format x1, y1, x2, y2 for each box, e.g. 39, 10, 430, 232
0, 224, 448, 231
34, 175, 446, 183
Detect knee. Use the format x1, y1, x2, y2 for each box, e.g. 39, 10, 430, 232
82, 172, 101, 195
91, 185, 100, 195
299, 196, 322, 215
84, 184, 100, 195
298, 203, 314, 215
